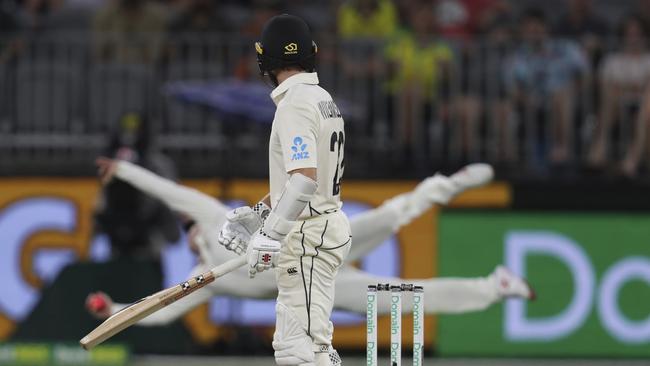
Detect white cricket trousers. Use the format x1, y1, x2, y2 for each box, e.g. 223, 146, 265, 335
275, 210, 351, 348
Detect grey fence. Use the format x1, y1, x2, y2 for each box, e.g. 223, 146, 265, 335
0, 32, 635, 178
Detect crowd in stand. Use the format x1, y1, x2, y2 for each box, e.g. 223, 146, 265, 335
2, 0, 650, 178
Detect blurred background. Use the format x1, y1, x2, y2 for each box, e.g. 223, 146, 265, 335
1, 0, 650, 364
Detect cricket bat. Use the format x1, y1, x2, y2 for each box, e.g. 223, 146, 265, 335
80, 255, 247, 350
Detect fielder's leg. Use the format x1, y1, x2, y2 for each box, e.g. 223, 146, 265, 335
346, 164, 493, 263
334, 265, 533, 315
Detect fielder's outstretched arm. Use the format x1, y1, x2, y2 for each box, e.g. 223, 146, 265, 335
110, 158, 411, 264
113, 160, 229, 228
111, 161, 492, 266
112, 158, 409, 265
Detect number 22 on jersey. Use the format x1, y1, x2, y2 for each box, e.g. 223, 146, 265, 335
330, 131, 344, 196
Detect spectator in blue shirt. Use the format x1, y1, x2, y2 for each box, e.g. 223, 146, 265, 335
554, 0, 608, 67
504, 8, 589, 165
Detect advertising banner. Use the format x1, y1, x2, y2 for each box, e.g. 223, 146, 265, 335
438, 211, 650, 357
3, 178, 500, 351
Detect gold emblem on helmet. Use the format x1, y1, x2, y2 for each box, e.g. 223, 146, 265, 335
255, 42, 264, 55
284, 43, 298, 55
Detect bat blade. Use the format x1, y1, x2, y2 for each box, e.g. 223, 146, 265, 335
80, 256, 247, 350
80, 287, 177, 350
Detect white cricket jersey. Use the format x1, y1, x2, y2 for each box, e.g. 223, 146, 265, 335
268, 72, 345, 218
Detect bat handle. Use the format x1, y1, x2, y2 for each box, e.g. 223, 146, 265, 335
210, 256, 247, 278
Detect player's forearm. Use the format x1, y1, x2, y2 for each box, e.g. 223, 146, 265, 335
114, 161, 227, 225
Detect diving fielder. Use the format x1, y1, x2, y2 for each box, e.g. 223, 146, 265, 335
89, 159, 534, 363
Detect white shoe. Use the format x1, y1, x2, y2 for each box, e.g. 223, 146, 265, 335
493, 266, 536, 300
449, 163, 494, 192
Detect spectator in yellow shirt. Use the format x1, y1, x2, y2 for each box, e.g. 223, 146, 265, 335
385, 30, 453, 100
336, 0, 399, 149
338, 0, 398, 39
384, 5, 453, 162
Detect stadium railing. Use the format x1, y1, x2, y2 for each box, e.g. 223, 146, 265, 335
0, 32, 629, 179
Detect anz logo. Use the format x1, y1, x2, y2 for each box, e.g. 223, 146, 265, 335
290, 136, 310, 161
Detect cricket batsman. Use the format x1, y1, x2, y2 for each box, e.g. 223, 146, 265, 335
215, 14, 351, 366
